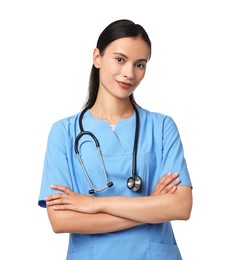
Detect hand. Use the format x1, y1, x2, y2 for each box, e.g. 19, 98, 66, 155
150, 172, 180, 196
45, 185, 96, 213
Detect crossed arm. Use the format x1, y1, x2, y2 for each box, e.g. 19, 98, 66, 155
46, 172, 192, 234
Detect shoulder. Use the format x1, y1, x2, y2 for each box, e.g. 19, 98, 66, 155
48, 113, 79, 139
138, 107, 176, 129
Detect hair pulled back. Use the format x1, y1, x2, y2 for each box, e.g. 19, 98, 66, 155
84, 19, 151, 108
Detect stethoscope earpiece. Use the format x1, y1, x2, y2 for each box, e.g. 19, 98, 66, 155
89, 182, 114, 194
107, 182, 114, 188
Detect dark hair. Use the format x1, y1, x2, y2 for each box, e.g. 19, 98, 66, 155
84, 19, 151, 108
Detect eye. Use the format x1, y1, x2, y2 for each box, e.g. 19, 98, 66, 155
115, 57, 125, 63
136, 63, 146, 69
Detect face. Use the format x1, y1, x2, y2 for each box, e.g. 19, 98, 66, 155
93, 37, 150, 101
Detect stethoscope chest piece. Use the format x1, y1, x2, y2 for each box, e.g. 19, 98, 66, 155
127, 176, 142, 192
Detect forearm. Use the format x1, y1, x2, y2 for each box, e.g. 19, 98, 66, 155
46, 176, 192, 227
96, 186, 192, 223
47, 206, 142, 234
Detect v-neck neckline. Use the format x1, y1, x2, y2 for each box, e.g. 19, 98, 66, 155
86, 109, 136, 131
80, 109, 137, 155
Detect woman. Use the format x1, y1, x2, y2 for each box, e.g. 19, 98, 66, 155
38, 19, 193, 260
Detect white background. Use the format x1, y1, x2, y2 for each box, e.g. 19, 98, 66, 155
1, 0, 238, 259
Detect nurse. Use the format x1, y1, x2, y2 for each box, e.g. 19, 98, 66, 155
38, 19, 193, 259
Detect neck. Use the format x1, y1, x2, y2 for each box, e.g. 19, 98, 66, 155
90, 99, 134, 125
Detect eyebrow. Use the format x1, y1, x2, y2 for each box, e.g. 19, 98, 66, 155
113, 52, 148, 63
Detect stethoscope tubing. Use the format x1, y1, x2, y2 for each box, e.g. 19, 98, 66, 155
74, 104, 141, 193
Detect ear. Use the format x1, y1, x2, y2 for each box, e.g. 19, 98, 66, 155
93, 48, 101, 68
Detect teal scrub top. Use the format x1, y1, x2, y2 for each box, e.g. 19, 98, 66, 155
38, 107, 192, 260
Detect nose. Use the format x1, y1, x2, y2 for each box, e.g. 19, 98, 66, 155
122, 63, 134, 79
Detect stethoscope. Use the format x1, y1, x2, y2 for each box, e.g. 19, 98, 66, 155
74, 104, 142, 194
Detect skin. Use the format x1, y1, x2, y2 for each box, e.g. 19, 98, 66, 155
45, 37, 193, 234
91, 37, 149, 124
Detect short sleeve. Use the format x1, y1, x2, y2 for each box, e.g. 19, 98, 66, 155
159, 116, 192, 187
38, 121, 73, 208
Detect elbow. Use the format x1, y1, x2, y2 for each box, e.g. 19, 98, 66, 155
49, 217, 66, 233
180, 209, 191, 221
179, 199, 193, 221
184, 210, 191, 220
51, 225, 59, 234
47, 207, 67, 234
51, 223, 65, 234
175, 208, 191, 221
176, 186, 193, 221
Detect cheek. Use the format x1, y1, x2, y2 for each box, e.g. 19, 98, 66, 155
101, 63, 120, 78
136, 70, 146, 82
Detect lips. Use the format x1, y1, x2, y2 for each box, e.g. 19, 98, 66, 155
117, 80, 133, 89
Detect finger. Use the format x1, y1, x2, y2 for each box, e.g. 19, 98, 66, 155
50, 184, 73, 194
46, 196, 70, 206
161, 178, 181, 194
155, 172, 178, 192
153, 172, 171, 193
168, 185, 177, 194
51, 203, 84, 212
151, 173, 180, 196
45, 193, 68, 202
51, 204, 72, 211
